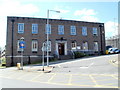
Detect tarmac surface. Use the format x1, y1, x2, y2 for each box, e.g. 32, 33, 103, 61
0, 54, 119, 88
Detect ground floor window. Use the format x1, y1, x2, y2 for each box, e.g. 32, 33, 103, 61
32, 40, 38, 52
82, 42, 88, 50
94, 42, 98, 51
71, 41, 77, 50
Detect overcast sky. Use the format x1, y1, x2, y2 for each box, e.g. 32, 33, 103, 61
0, 0, 119, 48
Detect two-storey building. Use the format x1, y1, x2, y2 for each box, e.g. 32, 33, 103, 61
6, 16, 105, 66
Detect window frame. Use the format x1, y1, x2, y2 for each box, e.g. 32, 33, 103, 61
70, 26, 76, 35
58, 25, 64, 35
82, 42, 88, 50
18, 23, 24, 33
32, 24, 38, 34
94, 41, 98, 51
82, 26, 87, 36
71, 41, 77, 50
93, 27, 98, 36
32, 40, 38, 52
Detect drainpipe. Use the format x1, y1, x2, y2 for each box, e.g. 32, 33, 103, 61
11, 19, 15, 66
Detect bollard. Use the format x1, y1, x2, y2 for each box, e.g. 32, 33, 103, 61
17, 63, 21, 70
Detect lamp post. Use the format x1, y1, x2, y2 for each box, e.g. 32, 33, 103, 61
11, 19, 15, 66
46, 10, 60, 67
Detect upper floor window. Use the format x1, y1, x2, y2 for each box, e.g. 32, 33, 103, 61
94, 42, 98, 51
32, 24, 38, 34
45, 24, 51, 34
82, 27, 87, 36
32, 40, 38, 52
70, 26, 76, 35
82, 42, 88, 50
58, 25, 64, 35
18, 23, 24, 33
93, 27, 98, 36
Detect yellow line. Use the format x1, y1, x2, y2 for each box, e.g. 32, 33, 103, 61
47, 73, 56, 82
109, 60, 118, 67
17, 72, 32, 79
102, 83, 118, 86
5, 72, 20, 78
30, 73, 44, 81
89, 75, 99, 86
67, 74, 72, 85
111, 75, 118, 79
95, 78, 115, 81
98, 85, 118, 88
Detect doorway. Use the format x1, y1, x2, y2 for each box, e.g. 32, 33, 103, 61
58, 43, 65, 55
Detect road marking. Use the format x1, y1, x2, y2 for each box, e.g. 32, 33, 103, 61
17, 72, 33, 79
67, 74, 72, 85
88, 63, 94, 67
89, 75, 99, 86
30, 73, 44, 81
47, 73, 56, 83
109, 59, 118, 67
111, 75, 118, 79
95, 78, 116, 81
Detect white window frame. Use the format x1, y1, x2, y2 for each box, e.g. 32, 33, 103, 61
58, 25, 64, 35
45, 24, 51, 34
71, 41, 77, 50
94, 42, 98, 51
18, 23, 24, 33
82, 27, 87, 36
32, 24, 38, 34
82, 42, 88, 50
70, 26, 76, 35
93, 27, 98, 36
32, 40, 38, 52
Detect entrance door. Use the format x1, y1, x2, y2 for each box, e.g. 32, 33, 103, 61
58, 43, 64, 55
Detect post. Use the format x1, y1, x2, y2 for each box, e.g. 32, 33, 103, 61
46, 10, 60, 67
21, 48, 23, 70
42, 43, 45, 71
19, 37, 24, 70
47, 10, 49, 67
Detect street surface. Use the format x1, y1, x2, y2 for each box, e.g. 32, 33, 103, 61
0, 54, 119, 88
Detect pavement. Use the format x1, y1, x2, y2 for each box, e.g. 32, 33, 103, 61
16, 65, 54, 73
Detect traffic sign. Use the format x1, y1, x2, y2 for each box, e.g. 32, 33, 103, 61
19, 41, 25, 49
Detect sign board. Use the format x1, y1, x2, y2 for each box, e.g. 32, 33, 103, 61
42, 41, 51, 52
19, 41, 25, 49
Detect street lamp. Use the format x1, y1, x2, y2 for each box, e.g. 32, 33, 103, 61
46, 10, 60, 67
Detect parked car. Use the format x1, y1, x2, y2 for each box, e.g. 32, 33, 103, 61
114, 49, 120, 54
108, 48, 118, 54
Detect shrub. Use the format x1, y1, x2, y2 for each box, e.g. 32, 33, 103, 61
74, 52, 85, 58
